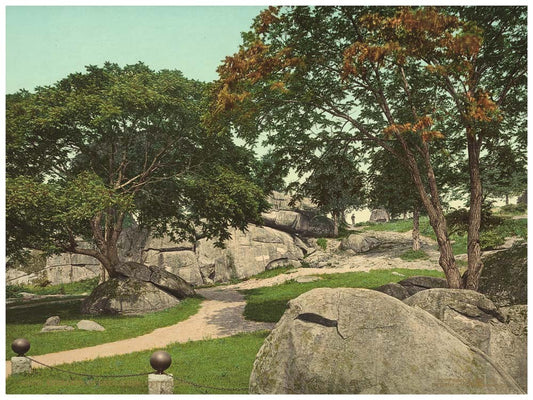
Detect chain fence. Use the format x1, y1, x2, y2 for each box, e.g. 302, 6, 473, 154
22, 355, 249, 392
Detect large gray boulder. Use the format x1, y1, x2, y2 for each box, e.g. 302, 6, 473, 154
478, 243, 527, 307
404, 289, 527, 391
141, 225, 305, 285
81, 278, 181, 315
77, 320, 105, 331
340, 234, 380, 253
376, 275, 449, 301
369, 208, 390, 223
249, 288, 522, 394
115, 262, 195, 298
262, 210, 334, 237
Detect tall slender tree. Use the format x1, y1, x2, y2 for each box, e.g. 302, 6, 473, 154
207, 6, 526, 289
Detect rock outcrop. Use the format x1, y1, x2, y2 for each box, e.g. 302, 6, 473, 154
115, 262, 195, 298
339, 234, 380, 253
249, 288, 523, 394
478, 242, 527, 307
404, 289, 527, 391
140, 225, 307, 285
80, 278, 181, 315
262, 210, 335, 237
369, 208, 390, 223
376, 275, 449, 300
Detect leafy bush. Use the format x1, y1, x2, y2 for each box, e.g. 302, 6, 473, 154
480, 230, 505, 250
316, 238, 328, 250
445, 204, 503, 236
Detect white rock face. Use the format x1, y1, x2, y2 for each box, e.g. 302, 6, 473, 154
249, 288, 523, 394
140, 225, 305, 285
9, 223, 308, 287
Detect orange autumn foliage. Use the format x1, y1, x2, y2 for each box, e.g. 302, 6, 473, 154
384, 116, 444, 142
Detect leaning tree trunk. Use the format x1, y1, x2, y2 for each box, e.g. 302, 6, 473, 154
464, 131, 484, 290
402, 142, 463, 289
412, 205, 421, 251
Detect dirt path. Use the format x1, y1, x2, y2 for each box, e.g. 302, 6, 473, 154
5, 229, 441, 377
5, 288, 274, 377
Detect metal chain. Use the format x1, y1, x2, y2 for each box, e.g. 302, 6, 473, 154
23, 356, 248, 392
24, 356, 152, 378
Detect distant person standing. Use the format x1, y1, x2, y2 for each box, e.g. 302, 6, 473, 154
351, 214, 355, 226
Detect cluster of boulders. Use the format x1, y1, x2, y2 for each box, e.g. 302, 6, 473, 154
7, 192, 334, 288
249, 286, 527, 394
249, 243, 528, 395
41, 316, 105, 333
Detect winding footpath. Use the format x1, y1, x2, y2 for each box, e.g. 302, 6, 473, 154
5, 230, 443, 377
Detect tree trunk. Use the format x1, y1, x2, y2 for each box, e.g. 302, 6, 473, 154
464, 131, 484, 290
412, 206, 421, 251
401, 145, 463, 288
332, 212, 339, 237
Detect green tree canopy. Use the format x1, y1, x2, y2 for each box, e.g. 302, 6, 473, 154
6, 62, 269, 276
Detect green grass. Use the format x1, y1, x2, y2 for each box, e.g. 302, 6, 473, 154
496, 203, 527, 216
316, 238, 328, 250
359, 215, 527, 256
6, 331, 268, 394
399, 249, 430, 261
249, 265, 297, 280
242, 268, 444, 323
7, 277, 100, 298
6, 297, 203, 359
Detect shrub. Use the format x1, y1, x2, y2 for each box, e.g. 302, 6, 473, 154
445, 203, 503, 236
316, 238, 328, 250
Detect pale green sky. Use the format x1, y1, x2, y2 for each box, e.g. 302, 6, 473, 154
6, 6, 265, 93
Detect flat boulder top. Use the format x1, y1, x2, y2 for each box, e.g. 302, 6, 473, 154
115, 262, 195, 299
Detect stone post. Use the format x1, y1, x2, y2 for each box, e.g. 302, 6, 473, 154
11, 357, 32, 375
148, 373, 174, 394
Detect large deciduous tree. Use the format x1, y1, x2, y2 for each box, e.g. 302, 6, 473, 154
6, 62, 269, 277
207, 6, 526, 290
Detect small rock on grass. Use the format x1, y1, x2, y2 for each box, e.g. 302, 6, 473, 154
77, 320, 105, 331
41, 325, 74, 333
295, 276, 321, 283
44, 316, 61, 326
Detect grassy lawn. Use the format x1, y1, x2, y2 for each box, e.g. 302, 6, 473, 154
359, 216, 527, 255
7, 277, 100, 298
242, 268, 444, 323
6, 331, 268, 394
399, 249, 430, 261
6, 297, 202, 360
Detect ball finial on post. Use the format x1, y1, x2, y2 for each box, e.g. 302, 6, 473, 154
11, 338, 31, 356
150, 351, 172, 374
